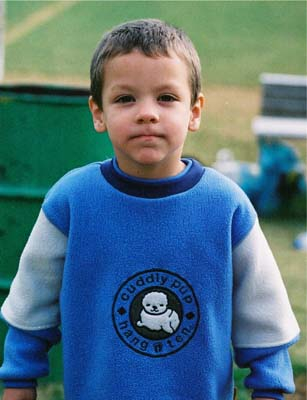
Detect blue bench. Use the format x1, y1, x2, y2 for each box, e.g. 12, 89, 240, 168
250, 73, 306, 215
252, 73, 306, 139
214, 73, 306, 216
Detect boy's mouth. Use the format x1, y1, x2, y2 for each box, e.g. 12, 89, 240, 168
131, 132, 163, 140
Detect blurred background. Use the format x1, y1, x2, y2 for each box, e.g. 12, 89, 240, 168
0, 1, 306, 399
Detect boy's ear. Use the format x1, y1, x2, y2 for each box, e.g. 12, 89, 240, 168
88, 96, 106, 133
188, 93, 205, 132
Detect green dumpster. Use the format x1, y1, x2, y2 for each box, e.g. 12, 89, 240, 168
0, 84, 113, 383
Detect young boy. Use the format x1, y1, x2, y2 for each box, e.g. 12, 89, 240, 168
0, 19, 300, 400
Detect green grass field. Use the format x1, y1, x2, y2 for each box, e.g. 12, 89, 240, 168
1, 1, 306, 399
4, 1, 306, 84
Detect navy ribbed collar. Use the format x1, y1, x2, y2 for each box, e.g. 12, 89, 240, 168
100, 158, 205, 198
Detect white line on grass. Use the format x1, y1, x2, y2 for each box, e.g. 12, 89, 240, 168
5, 1, 79, 46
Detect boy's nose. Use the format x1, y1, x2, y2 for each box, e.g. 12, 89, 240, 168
135, 102, 159, 124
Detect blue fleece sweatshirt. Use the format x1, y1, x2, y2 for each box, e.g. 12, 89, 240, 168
0, 159, 300, 399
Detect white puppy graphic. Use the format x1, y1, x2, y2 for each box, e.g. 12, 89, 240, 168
137, 291, 180, 334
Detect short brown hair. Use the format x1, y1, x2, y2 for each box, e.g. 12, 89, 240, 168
90, 19, 202, 109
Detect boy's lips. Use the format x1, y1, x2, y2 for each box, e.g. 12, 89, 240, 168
130, 132, 163, 141
131, 131, 163, 139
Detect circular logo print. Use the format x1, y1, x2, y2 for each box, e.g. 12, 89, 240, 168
112, 269, 200, 357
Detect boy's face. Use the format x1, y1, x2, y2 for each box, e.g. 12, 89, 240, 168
89, 50, 204, 178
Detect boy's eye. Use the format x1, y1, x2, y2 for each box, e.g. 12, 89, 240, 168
158, 94, 177, 102
115, 95, 135, 103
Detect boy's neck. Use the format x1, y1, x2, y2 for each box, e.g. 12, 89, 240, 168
100, 158, 205, 199
116, 159, 186, 180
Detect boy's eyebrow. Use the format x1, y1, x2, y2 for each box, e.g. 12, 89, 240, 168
108, 82, 184, 94
155, 83, 183, 92
109, 84, 135, 93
